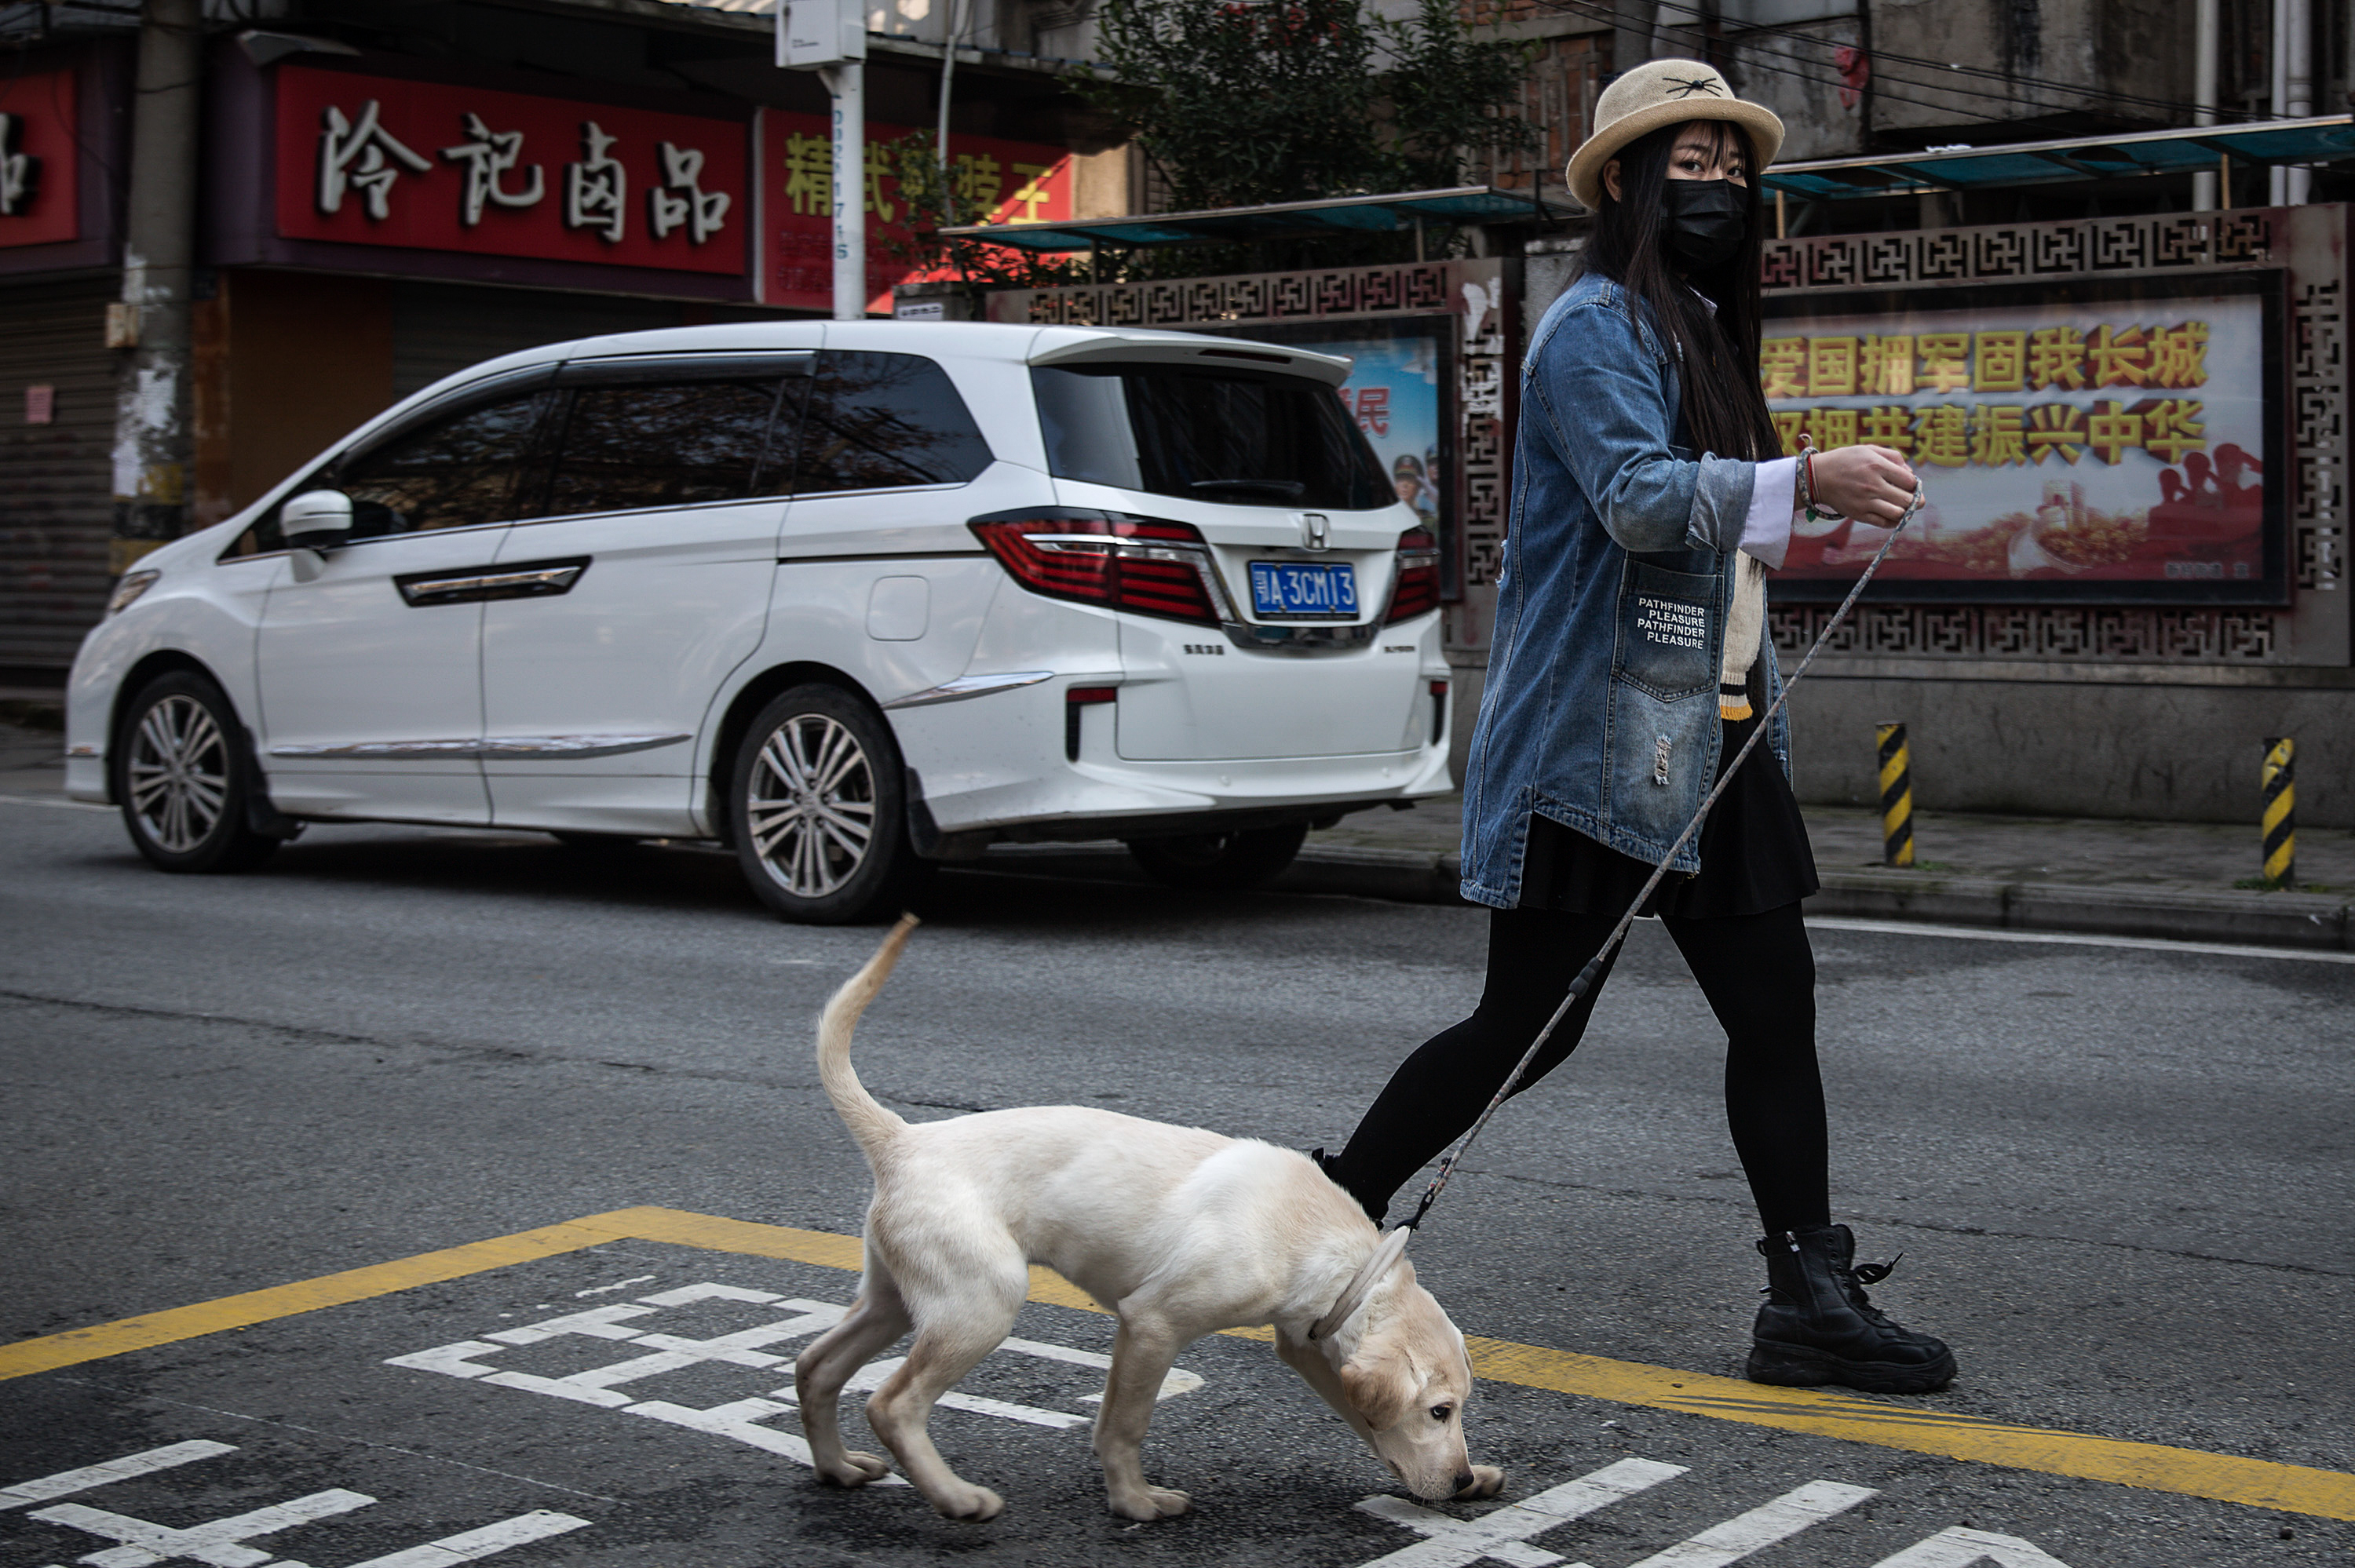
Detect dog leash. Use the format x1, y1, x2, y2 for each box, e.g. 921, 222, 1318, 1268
1310, 467, 1926, 1340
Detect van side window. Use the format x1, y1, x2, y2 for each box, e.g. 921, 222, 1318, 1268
542, 377, 798, 517
794, 351, 991, 494
333, 392, 554, 541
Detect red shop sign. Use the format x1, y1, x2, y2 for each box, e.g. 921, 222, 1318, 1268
0, 69, 80, 249
276, 66, 748, 276
760, 110, 1072, 313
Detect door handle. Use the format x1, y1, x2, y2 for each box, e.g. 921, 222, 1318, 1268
396, 557, 590, 606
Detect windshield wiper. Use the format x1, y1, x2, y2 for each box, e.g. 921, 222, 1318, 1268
1189, 479, 1306, 500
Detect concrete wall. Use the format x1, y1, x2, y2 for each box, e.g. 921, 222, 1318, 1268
1784, 662, 2355, 826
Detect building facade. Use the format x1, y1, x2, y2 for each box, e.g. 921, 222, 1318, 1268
0, 0, 1124, 682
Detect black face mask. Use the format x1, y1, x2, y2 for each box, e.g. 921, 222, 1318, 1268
1660, 178, 1748, 272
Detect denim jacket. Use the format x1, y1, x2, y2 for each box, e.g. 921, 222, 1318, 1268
1459, 271, 1791, 908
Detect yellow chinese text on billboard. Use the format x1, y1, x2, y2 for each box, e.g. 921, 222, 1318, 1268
1759, 293, 2269, 593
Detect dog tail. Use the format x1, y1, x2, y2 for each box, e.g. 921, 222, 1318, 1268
816, 913, 918, 1159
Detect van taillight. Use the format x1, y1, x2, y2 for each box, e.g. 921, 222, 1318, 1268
969, 510, 1231, 629
1385, 527, 1442, 624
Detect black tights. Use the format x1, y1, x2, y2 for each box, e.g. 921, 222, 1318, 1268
1327, 902, 1830, 1235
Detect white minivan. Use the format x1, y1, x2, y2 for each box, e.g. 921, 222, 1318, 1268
64, 320, 1453, 921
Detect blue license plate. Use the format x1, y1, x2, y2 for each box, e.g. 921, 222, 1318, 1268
1249, 560, 1359, 618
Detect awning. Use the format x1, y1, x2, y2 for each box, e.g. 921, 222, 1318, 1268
937, 184, 1577, 252
1762, 115, 2355, 202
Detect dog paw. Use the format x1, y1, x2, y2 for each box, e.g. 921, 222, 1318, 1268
1455, 1465, 1506, 1500
816, 1450, 892, 1487
1108, 1486, 1192, 1521
930, 1484, 1004, 1522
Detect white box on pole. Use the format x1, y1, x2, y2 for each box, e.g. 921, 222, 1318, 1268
780, 0, 865, 68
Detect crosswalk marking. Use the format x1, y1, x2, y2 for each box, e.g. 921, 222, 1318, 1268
1601, 1479, 1879, 1568
0, 1443, 237, 1512
1869, 1525, 2074, 1567
2, 1446, 589, 1566
1353, 1458, 1688, 1568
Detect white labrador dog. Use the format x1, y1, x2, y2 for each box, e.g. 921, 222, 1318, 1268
794, 916, 1506, 1522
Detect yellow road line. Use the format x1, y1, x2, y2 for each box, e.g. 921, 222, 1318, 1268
5, 1207, 2348, 1522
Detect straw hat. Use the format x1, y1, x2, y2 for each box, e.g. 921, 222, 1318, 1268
1565, 60, 1784, 210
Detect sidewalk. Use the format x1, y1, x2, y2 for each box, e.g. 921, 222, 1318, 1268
7, 713, 2345, 950
998, 792, 2355, 953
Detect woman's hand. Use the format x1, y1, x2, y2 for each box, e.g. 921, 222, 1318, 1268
1807, 444, 1918, 523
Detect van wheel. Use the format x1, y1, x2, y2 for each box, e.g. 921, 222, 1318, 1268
113, 671, 281, 874
728, 684, 925, 924
1125, 823, 1307, 891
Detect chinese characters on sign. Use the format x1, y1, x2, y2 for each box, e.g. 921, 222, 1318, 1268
1760, 294, 2269, 591
277, 67, 747, 275
0, 70, 78, 247
761, 111, 1072, 313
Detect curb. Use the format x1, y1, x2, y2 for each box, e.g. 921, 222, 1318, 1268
974, 844, 2355, 952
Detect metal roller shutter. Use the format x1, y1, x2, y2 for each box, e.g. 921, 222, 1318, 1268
0, 277, 116, 676
390, 282, 688, 399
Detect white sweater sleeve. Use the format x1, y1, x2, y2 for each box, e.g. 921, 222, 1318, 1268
1740, 455, 1800, 570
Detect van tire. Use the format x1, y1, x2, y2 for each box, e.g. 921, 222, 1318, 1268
1125, 822, 1307, 891
113, 671, 282, 875
728, 684, 926, 924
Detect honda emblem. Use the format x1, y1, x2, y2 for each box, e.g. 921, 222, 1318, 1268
1299, 512, 1331, 551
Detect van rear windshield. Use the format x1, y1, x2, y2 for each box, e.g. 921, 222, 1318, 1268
1031, 363, 1389, 511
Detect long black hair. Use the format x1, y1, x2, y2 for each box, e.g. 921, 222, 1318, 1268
1579, 118, 1777, 463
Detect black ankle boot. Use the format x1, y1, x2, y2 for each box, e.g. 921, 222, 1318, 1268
1747, 1224, 1956, 1393
1306, 1148, 1386, 1225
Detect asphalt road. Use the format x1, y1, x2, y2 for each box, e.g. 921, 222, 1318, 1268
2, 794, 2349, 1568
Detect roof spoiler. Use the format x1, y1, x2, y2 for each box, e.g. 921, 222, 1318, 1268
1028, 331, 1353, 387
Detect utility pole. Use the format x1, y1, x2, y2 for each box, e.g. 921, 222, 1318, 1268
110, 0, 203, 575
780, 0, 868, 320
2192, 0, 2219, 211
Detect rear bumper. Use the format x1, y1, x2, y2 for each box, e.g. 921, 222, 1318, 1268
908, 741, 1453, 851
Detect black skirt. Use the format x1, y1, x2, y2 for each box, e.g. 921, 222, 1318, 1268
1517, 708, 1819, 920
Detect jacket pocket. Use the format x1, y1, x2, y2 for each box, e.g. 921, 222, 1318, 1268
1614, 559, 1715, 703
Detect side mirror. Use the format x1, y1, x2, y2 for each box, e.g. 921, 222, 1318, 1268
282, 489, 354, 552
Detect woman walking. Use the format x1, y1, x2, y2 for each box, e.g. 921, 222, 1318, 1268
1316, 61, 1954, 1395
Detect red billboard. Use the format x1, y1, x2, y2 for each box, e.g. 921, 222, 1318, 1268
0, 68, 80, 250
274, 66, 749, 276
759, 110, 1072, 313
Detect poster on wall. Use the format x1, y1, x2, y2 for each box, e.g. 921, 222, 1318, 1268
759, 112, 1073, 314
1762, 275, 2283, 603
1286, 326, 1447, 517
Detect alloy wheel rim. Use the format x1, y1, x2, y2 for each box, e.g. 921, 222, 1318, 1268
128, 695, 230, 854
747, 713, 876, 899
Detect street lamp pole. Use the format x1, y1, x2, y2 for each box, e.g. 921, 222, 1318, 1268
780, 0, 868, 319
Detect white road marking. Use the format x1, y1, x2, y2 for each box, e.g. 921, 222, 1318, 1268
1807, 916, 2355, 965
999, 1336, 1204, 1402
1869, 1525, 2075, 1566
571, 1275, 657, 1298
318, 1510, 594, 1568
1601, 1479, 1879, 1568
2, 1445, 591, 1566
1351, 1457, 1687, 1568
0, 1443, 238, 1511
32, 1487, 373, 1566
385, 1286, 1204, 1475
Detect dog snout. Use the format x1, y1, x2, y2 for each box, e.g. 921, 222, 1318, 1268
1451, 1471, 1476, 1496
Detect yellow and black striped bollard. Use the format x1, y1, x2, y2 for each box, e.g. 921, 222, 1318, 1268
2261, 736, 2295, 889
1877, 720, 1914, 869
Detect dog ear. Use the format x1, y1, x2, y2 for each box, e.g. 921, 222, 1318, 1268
1339, 1344, 1418, 1430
